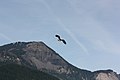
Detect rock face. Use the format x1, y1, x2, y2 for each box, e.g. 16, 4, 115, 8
96, 72, 118, 80
0, 41, 119, 80
92, 70, 119, 80
23, 42, 68, 72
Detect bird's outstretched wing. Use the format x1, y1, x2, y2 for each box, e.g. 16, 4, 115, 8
61, 39, 66, 44
55, 34, 66, 44
55, 34, 61, 40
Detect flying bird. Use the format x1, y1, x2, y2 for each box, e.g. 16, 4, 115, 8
55, 34, 66, 44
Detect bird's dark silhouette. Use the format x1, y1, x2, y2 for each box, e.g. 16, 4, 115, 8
55, 34, 66, 44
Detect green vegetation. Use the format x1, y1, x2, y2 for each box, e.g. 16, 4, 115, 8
0, 64, 59, 80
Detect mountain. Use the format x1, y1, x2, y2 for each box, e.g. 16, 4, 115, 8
91, 69, 120, 80
0, 41, 119, 80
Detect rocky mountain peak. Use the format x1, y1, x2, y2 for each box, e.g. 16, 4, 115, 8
22, 41, 68, 72
0, 41, 92, 80
94, 69, 114, 74
93, 69, 119, 80
25, 41, 56, 55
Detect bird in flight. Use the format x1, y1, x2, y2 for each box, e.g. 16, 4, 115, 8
55, 34, 66, 44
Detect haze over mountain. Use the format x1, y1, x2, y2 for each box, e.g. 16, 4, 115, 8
0, 41, 119, 80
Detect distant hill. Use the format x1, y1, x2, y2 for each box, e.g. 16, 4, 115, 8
0, 41, 119, 80
0, 63, 59, 80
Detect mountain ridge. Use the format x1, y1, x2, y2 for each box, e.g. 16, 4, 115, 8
0, 41, 119, 80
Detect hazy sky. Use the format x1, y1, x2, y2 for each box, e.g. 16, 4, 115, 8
0, 0, 120, 73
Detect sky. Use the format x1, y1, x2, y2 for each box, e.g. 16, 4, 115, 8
0, 0, 120, 73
